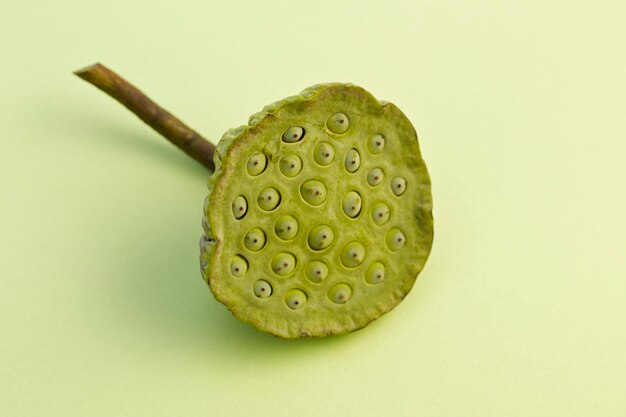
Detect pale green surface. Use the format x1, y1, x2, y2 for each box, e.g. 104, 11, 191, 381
1, 0, 625, 415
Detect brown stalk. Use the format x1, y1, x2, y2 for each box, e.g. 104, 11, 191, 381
74, 63, 215, 171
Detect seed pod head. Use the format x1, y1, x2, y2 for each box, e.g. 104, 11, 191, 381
200, 83, 433, 338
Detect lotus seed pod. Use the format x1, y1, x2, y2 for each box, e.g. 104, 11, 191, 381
279, 155, 303, 177
328, 283, 352, 304
244, 228, 266, 251
282, 126, 304, 143
313, 142, 335, 166
257, 187, 281, 211
386, 228, 406, 251
300, 180, 327, 206
201, 83, 433, 338
340, 241, 366, 267
271, 252, 297, 276
371, 203, 390, 226
365, 262, 385, 284
326, 112, 350, 134
342, 191, 362, 218
367, 168, 384, 186
391, 177, 407, 196
254, 280, 272, 298
344, 148, 360, 173
230, 255, 248, 277
247, 152, 267, 176
306, 260, 329, 283
307, 224, 334, 251
285, 289, 307, 310
368, 134, 385, 154
274, 215, 298, 240
231, 195, 248, 219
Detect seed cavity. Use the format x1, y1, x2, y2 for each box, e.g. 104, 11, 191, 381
244, 228, 266, 252
386, 228, 406, 251
282, 126, 305, 143
274, 215, 298, 240
271, 252, 297, 276
371, 203, 390, 225
367, 168, 385, 187
257, 187, 281, 211
340, 241, 366, 268
254, 280, 272, 298
231, 195, 248, 219
368, 134, 385, 154
285, 289, 307, 310
344, 148, 361, 173
342, 191, 362, 218
328, 283, 352, 304
313, 142, 335, 166
307, 224, 334, 251
230, 255, 249, 277
326, 112, 350, 134
306, 260, 328, 283
300, 180, 327, 206
391, 177, 407, 196
279, 155, 303, 177
247, 153, 267, 176
366, 262, 385, 284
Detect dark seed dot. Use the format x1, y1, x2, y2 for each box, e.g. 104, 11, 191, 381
322, 235, 327, 239
234, 268, 239, 272
287, 226, 292, 230
351, 160, 356, 164
290, 164, 295, 168
397, 184, 402, 188
283, 263, 288, 267
254, 161, 258, 165
374, 176, 379, 180
253, 239, 258, 243
294, 301, 299, 305
376, 141, 381, 146
261, 288, 265, 292
239, 207, 243, 211
339, 119, 344, 124
325, 153, 330, 157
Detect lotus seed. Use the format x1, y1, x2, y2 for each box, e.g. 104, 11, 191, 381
305, 260, 328, 283
247, 152, 267, 176
365, 262, 385, 284
231, 195, 248, 219
285, 289, 307, 310
367, 168, 385, 186
391, 177, 407, 196
279, 155, 303, 177
244, 228, 266, 251
371, 203, 390, 225
282, 126, 304, 143
328, 283, 352, 304
313, 142, 335, 166
342, 191, 362, 218
368, 134, 386, 154
300, 180, 327, 206
230, 255, 248, 277
257, 187, 281, 211
340, 241, 366, 268
344, 148, 361, 173
326, 112, 350, 134
271, 252, 297, 276
386, 228, 406, 251
254, 280, 272, 298
274, 215, 298, 240
307, 224, 334, 251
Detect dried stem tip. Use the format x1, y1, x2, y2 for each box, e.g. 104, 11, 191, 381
74, 63, 215, 171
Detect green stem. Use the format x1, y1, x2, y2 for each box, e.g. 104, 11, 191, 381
74, 63, 215, 171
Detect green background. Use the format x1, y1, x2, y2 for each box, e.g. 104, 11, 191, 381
1, 1, 625, 415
